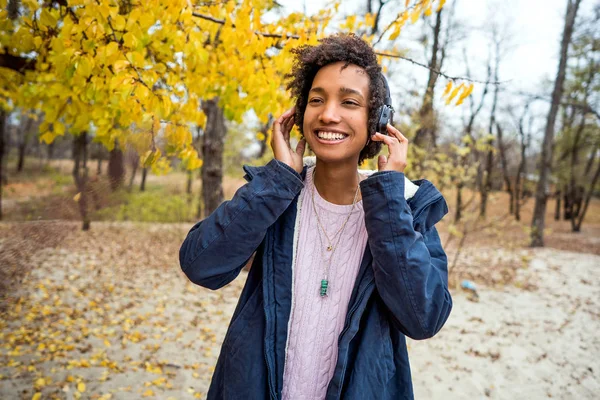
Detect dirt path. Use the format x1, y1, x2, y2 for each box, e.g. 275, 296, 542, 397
1, 222, 598, 399
409, 248, 600, 399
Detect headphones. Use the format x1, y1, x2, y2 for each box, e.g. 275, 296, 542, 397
365, 74, 394, 147
377, 73, 394, 135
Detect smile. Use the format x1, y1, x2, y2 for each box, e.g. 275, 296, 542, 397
314, 130, 349, 144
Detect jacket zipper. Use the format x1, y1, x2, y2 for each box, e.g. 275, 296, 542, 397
264, 228, 278, 400
333, 277, 375, 399
264, 340, 277, 399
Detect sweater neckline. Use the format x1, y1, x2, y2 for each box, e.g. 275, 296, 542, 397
306, 166, 364, 215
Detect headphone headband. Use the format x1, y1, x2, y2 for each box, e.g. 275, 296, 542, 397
381, 74, 392, 107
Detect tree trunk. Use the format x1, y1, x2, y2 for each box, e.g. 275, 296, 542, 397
186, 170, 193, 195
480, 41, 501, 218
584, 143, 598, 177
455, 182, 463, 222
572, 161, 600, 232
568, 114, 586, 231
531, 0, 581, 247
0, 110, 5, 220
140, 167, 148, 192
554, 189, 561, 221
201, 98, 226, 218
479, 143, 494, 218
496, 123, 513, 215
413, 8, 444, 152
515, 107, 529, 222
128, 159, 138, 192
97, 158, 102, 175
108, 141, 125, 191
16, 116, 34, 173
72, 132, 90, 231
47, 142, 55, 163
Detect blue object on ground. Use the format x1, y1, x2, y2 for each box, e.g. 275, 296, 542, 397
461, 280, 477, 291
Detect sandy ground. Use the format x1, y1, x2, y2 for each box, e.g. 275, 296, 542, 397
409, 249, 600, 399
1, 222, 599, 399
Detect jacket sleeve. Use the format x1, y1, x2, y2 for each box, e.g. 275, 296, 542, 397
179, 159, 304, 290
360, 171, 452, 340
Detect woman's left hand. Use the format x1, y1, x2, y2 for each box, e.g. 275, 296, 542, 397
370, 124, 408, 173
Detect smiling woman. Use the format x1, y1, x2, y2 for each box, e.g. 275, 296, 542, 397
180, 33, 452, 400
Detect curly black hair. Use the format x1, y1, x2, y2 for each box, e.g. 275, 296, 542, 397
286, 33, 386, 165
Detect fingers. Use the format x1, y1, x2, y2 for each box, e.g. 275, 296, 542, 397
386, 124, 407, 141
271, 107, 295, 146
378, 154, 387, 170
295, 138, 306, 157
371, 124, 408, 172
370, 132, 398, 146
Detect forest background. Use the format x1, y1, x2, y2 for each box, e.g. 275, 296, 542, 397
1, 0, 599, 399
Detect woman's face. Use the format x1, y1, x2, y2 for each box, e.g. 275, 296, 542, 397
302, 61, 370, 164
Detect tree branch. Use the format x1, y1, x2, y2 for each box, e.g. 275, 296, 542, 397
0, 54, 36, 73
192, 12, 300, 39
192, 11, 501, 85
375, 51, 503, 84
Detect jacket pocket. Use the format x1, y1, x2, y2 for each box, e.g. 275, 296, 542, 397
224, 281, 264, 356
379, 308, 397, 382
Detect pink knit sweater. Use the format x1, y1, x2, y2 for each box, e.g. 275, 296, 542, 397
282, 167, 369, 400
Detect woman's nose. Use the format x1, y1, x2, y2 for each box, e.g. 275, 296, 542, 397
318, 102, 341, 124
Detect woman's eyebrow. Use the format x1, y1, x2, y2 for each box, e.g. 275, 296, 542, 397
339, 87, 365, 99
309, 86, 365, 100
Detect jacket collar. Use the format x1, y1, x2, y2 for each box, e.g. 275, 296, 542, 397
244, 158, 420, 199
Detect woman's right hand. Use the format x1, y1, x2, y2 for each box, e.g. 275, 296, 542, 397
270, 107, 306, 174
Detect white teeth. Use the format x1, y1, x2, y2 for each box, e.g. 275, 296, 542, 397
317, 131, 346, 141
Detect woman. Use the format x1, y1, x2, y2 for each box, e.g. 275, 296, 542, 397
179, 34, 452, 400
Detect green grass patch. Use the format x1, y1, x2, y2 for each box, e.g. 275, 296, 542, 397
93, 184, 200, 223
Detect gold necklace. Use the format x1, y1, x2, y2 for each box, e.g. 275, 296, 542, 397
311, 168, 360, 252
311, 168, 360, 296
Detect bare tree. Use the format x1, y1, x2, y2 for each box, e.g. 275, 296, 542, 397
531, 0, 582, 247
72, 132, 91, 230
201, 98, 226, 218
0, 111, 6, 220
514, 104, 533, 221
454, 49, 492, 223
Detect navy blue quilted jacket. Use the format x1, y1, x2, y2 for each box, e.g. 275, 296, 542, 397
179, 159, 452, 399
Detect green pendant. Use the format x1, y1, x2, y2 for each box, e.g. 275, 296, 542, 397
320, 279, 329, 297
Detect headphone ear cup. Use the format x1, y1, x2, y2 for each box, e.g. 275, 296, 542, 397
377, 105, 392, 134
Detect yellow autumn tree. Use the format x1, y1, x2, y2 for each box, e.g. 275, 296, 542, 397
0, 0, 457, 226
0, 0, 335, 226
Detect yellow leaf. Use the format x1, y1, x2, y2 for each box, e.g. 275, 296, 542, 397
446, 83, 464, 103
32, 394, 42, 400
73, 192, 81, 202
39, 9, 57, 28
389, 25, 401, 41
437, 0, 447, 12
113, 60, 130, 72
123, 32, 138, 49
113, 15, 126, 30
142, 389, 154, 397
78, 382, 86, 393
54, 122, 65, 136
104, 339, 111, 347
442, 81, 453, 97
410, 8, 421, 24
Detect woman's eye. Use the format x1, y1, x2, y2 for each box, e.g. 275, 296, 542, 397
343, 100, 359, 106
308, 98, 323, 104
